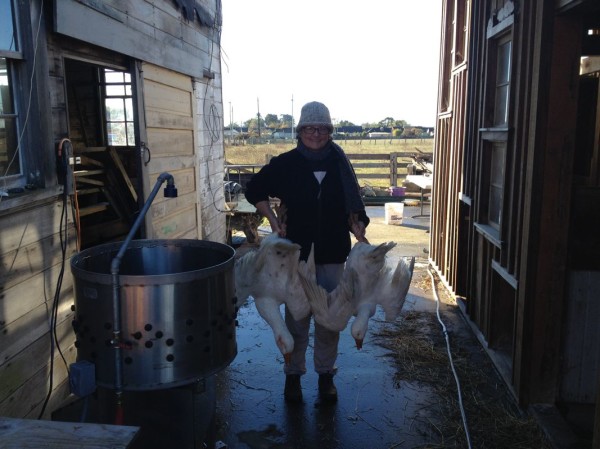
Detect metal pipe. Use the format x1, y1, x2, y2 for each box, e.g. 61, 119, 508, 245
109, 172, 177, 423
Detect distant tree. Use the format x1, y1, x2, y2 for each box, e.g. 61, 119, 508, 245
280, 114, 293, 128
245, 117, 265, 133
379, 117, 395, 127
264, 114, 279, 128
337, 119, 356, 127
401, 127, 420, 137
361, 122, 380, 129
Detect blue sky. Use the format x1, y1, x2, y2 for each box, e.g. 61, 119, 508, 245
220, 1, 443, 127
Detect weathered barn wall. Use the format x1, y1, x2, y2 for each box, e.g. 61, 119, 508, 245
54, 0, 217, 79
431, 0, 600, 443
0, 200, 78, 419
0, 0, 225, 420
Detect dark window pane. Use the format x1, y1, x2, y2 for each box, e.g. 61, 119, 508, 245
489, 186, 503, 226
0, 0, 17, 52
0, 57, 19, 177
0, 116, 20, 176
488, 142, 506, 229
0, 58, 15, 114
494, 39, 511, 126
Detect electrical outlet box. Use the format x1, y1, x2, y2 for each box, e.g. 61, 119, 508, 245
69, 360, 96, 397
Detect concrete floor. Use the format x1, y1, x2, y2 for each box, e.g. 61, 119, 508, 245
214, 204, 457, 448
214, 270, 443, 449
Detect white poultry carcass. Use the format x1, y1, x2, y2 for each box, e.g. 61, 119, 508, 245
344, 241, 401, 349
234, 232, 311, 362
350, 255, 415, 349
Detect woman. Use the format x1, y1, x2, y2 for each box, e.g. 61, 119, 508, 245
244, 101, 369, 403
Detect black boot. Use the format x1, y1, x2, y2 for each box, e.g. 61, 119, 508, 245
318, 373, 338, 402
284, 374, 302, 403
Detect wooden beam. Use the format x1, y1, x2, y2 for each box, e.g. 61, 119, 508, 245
108, 147, 138, 202
0, 417, 139, 449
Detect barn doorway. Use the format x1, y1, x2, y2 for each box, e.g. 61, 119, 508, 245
64, 58, 142, 249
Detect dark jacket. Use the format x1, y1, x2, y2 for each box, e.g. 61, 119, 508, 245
245, 147, 369, 264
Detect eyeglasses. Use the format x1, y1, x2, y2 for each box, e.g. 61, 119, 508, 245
302, 126, 331, 135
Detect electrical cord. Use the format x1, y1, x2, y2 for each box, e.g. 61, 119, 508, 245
428, 266, 473, 448
38, 178, 70, 419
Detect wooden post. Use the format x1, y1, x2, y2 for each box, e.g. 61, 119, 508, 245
390, 152, 398, 187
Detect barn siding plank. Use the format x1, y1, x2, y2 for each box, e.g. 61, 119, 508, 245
146, 127, 194, 154
0, 202, 74, 256
144, 80, 193, 116
146, 114, 195, 132
142, 63, 193, 92
152, 205, 197, 239
0, 344, 75, 417
0, 260, 74, 328
0, 292, 74, 364
150, 191, 197, 222
1, 233, 77, 292
0, 318, 74, 404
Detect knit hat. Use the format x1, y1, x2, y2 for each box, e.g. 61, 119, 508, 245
297, 101, 333, 132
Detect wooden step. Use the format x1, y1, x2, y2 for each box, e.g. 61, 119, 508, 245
78, 202, 109, 217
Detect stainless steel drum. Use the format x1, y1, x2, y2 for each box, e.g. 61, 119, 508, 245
70, 239, 237, 390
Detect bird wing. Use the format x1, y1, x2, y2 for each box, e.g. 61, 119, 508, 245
345, 241, 397, 297
234, 248, 260, 308
380, 256, 415, 321
297, 247, 355, 331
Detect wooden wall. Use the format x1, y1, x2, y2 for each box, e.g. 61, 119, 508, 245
54, 0, 219, 79
431, 0, 600, 441
141, 63, 200, 240
0, 0, 226, 420
0, 199, 78, 419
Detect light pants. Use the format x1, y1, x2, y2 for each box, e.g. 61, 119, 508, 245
284, 263, 344, 376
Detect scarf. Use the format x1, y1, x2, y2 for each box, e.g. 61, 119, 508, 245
297, 140, 365, 214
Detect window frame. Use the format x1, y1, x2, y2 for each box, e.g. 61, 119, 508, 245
0, 0, 22, 187
101, 68, 136, 147
0, 0, 47, 195
475, 21, 514, 242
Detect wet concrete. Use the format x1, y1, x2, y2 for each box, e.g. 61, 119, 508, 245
214, 204, 449, 448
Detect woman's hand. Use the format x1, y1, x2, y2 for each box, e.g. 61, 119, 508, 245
349, 213, 369, 244
255, 200, 287, 237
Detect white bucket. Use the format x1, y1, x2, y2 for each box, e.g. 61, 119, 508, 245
384, 202, 404, 225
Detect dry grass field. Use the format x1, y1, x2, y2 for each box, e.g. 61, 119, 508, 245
225, 138, 434, 189
225, 138, 434, 164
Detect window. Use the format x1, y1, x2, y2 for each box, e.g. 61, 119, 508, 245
478, 31, 512, 237
103, 69, 135, 146
0, 0, 17, 52
0, 0, 19, 181
493, 39, 511, 127
0, 57, 19, 178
